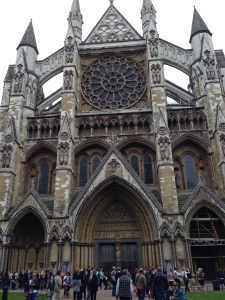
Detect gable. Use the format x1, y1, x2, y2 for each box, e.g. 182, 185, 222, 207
84, 5, 142, 44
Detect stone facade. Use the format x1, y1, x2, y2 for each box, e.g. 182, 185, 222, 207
0, 0, 225, 279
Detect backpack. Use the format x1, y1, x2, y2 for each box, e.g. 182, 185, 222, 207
146, 273, 152, 283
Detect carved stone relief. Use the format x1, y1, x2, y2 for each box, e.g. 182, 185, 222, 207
14, 64, 24, 93
64, 70, 73, 90
148, 31, 158, 58
65, 36, 75, 64
94, 201, 141, 239
203, 50, 216, 80
58, 142, 70, 166
151, 63, 161, 84
1, 144, 13, 168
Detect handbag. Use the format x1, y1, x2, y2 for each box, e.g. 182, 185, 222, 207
67, 283, 72, 287
136, 285, 144, 290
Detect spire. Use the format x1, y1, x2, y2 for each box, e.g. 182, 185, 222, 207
189, 7, 212, 43
69, 0, 83, 41
141, 0, 157, 38
17, 20, 38, 54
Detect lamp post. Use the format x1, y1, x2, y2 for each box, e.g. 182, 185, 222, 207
2, 230, 14, 300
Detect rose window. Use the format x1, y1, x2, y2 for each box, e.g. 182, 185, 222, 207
81, 55, 146, 109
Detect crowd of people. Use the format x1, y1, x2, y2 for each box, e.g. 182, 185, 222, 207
0, 265, 224, 300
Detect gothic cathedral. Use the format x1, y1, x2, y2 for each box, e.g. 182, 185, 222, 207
0, 0, 225, 279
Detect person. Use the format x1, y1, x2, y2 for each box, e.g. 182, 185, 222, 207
27, 273, 39, 300
111, 266, 117, 296
88, 271, 99, 300
98, 268, 104, 289
167, 269, 175, 287
116, 269, 133, 300
18, 268, 24, 289
72, 272, 81, 300
151, 267, 169, 300
181, 269, 189, 292
169, 282, 187, 300
64, 272, 72, 299
53, 270, 62, 300
217, 268, 224, 290
135, 268, 147, 300
197, 268, 205, 291
186, 268, 193, 291
79, 269, 87, 299
48, 274, 55, 300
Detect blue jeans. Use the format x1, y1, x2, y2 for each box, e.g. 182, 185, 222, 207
137, 289, 145, 300
112, 281, 116, 296
28, 292, 37, 300
155, 289, 167, 300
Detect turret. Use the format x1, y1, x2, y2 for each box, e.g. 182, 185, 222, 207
16, 20, 38, 71
141, 0, 157, 38
190, 7, 213, 60
69, 0, 83, 43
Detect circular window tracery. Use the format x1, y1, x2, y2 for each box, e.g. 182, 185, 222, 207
81, 55, 146, 109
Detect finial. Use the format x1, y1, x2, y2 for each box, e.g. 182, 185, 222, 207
109, 0, 114, 5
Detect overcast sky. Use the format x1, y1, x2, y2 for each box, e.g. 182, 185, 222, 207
0, 0, 225, 98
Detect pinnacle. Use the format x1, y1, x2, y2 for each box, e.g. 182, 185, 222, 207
17, 20, 38, 54
189, 7, 212, 43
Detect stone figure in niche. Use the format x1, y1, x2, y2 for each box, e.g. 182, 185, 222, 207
151, 64, 161, 84
175, 174, 181, 189
65, 37, 74, 64
115, 243, 121, 261
64, 70, 73, 90
148, 30, 158, 58
203, 50, 216, 80
1, 145, 12, 168
59, 148, 64, 165
14, 65, 24, 93
165, 144, 170, 161
160, 145, 166, 161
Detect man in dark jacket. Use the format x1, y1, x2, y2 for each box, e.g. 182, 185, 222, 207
116, 269, 133, 300
152, 267, 169, 300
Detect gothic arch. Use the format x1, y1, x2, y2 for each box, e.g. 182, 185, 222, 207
49, 225, 60, 242
62, 226, 73, 241
171, 134, 209, 152
7, 206, 49, 241
24, 141, 57, 160
72, 176, 159, 243
160, 223, 171, 238
118, 137, 156, 152
74, 139, 109, 156
173, 222, 184, 238
184, 200, 225, 239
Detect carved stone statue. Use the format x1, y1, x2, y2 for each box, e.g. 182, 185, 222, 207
175, 174, 181, 189
148, 31, 158, 58
115, 243, 121, 261
64, 70, 73, 90
65, 37, 75, 64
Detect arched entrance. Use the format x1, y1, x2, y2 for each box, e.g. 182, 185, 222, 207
189, 206, 225, 279
10, 213, 46, 271
74, 178, 159, 275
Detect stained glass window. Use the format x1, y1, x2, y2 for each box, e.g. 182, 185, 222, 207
184, 155, 196, 188
38, 162, 49, 194
144, 154, 153, 184
131, 155, 139, 175
81, 55, 146, 109
80, 157, 88, 187
92, 156, 101, 174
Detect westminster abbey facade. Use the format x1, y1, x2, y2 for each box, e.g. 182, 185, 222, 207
0, 0, 225, 279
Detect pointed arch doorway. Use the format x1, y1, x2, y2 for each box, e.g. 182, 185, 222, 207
9, 213, 46, 271
189, 206, 225, 280
74, 179, 159, 276
94, 201, 142, 275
